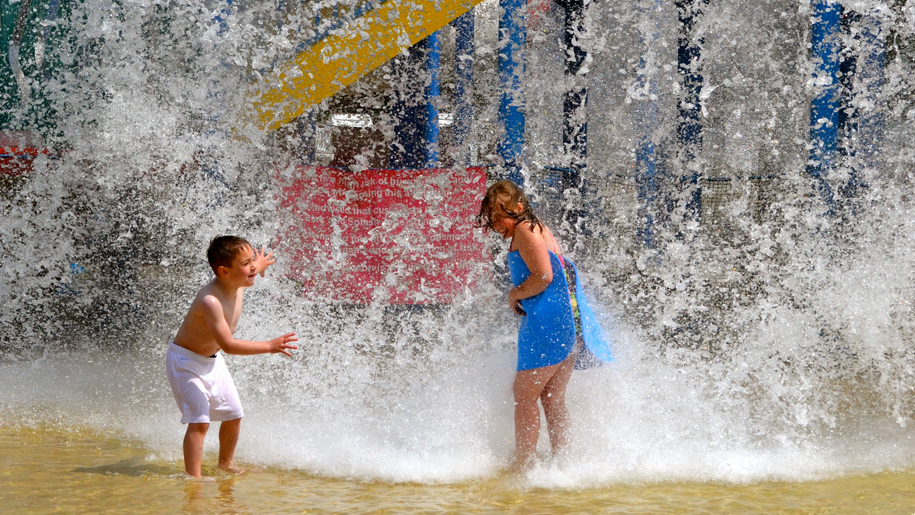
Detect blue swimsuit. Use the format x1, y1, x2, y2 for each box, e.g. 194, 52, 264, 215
508, 250, 576, 371
508, 250, 613, 372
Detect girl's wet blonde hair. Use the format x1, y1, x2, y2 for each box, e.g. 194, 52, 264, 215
476, 180, 543, 232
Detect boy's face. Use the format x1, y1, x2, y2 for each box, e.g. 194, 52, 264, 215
220, 245, 258, 287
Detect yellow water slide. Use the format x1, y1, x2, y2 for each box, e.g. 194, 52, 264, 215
248, 0, 487, 133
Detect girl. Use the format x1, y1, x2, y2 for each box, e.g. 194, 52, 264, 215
477, 180, 580, 471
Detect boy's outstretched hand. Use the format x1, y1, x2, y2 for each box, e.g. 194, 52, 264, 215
269, 333, 298, 357
254, 247, 276, 277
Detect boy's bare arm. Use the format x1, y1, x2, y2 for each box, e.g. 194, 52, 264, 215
200, 295, 298, 356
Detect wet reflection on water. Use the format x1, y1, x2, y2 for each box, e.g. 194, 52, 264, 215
183, 477, 242, 515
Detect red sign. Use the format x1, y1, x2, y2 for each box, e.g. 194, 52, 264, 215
0, 131, 47, 175
277, 166, 489, 304
0, 148, 45, 175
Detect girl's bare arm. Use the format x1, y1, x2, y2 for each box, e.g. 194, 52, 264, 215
508, 223, 554, 314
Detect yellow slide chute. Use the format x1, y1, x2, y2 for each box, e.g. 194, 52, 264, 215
249, 0, 487, 133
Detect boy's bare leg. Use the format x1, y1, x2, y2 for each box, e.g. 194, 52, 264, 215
217, 418, 242, 473
184, 423, 209, 478
540, 354, 576, 458
512, 362, 562, 471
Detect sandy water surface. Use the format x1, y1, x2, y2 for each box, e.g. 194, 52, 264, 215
3, 426, 915, 515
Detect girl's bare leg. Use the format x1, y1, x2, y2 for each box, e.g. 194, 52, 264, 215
540, 354, 576, 458
512, 362, 563, 470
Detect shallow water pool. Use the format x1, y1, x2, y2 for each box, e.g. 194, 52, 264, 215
3, 426, 914, 515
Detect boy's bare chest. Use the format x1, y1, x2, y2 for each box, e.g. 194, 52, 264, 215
222, 298, 243, 333
223, 306, 241, 334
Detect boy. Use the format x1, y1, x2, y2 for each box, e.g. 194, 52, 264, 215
166, 235, 298, 478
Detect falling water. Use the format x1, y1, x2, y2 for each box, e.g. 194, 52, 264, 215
3, 0, 915, 493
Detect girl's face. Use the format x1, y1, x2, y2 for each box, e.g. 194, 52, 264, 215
488, 201, 523, 239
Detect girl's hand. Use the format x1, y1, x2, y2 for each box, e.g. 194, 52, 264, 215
254, 247, 276, 277
509, 289, 526, 316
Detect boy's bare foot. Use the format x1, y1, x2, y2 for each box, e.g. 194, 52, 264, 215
217, 462, 246, 475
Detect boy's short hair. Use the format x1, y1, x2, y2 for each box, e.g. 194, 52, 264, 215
207, 235, 252, 274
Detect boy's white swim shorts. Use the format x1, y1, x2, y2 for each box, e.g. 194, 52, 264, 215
166, 342, 244, 424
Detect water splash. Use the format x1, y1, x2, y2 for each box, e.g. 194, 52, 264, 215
3, 0, 915, 486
